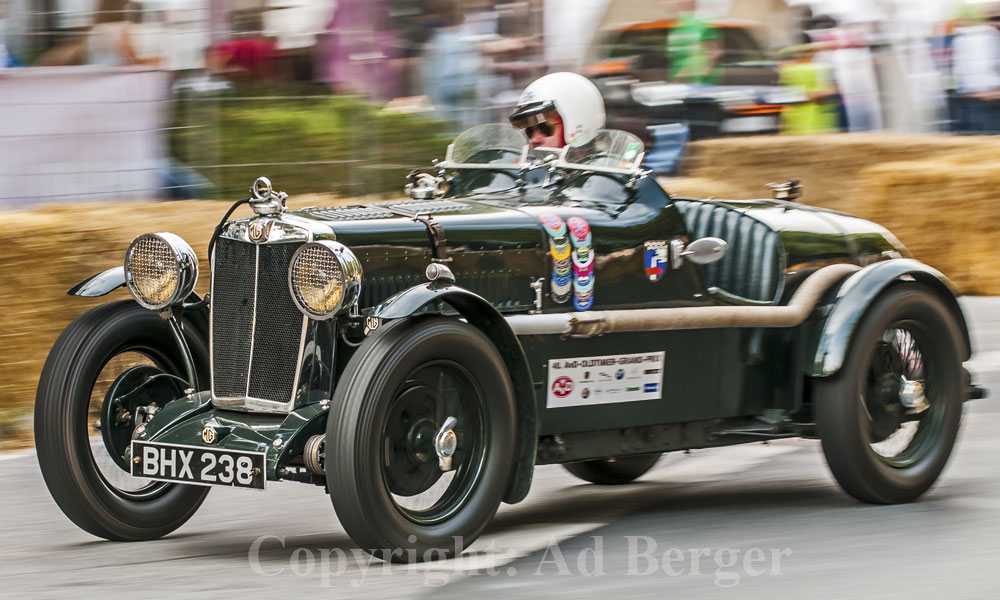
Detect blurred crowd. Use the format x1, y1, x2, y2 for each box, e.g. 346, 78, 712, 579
5, 0, 1000, 204
6, 1, 1000, 133
782, 2, 1000, 135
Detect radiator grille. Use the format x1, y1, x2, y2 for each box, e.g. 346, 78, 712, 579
248, 243, 305, 402
211, 237, 306, 407
211, 238, 254, 398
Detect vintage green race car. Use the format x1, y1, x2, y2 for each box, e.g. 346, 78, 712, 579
36, 125, 984, 562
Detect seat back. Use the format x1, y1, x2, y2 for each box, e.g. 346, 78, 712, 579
674, 199, 784, 303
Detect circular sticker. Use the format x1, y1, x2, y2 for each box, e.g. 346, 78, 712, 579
549, 240, 572, 261
573, 258, 594, 278
539, 213, 567, 238
551, 376, 574, 398
566, 216, 591, 244
572, 247, 594, 270
552, 271, 573, 295
573, 273, 595, 292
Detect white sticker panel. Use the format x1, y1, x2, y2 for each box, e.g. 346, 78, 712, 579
546, 351, 665, 408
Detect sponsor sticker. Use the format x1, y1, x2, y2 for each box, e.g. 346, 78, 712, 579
621, 141, 643, 168
551, 376, 574, 399
546, 351, 665, 408
644, 241, 669, 282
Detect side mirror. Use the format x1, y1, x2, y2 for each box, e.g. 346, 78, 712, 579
674, 237, 728, 267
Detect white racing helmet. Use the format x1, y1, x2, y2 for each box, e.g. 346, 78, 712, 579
509, 72, 606, 146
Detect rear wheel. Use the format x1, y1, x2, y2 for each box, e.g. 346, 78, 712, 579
815, 285, 964, 504
563, 454, 662, 485
327, 317, 516, 562
35, 301, 209, 540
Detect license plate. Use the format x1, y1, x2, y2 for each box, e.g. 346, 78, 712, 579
131, 441, 266, 490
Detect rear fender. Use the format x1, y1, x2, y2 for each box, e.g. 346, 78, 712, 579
807, 259, 972, 378
372, 283, 538, 505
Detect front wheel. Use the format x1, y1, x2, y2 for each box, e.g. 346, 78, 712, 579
35, 301, 209, 540
327, 317, 516, 562
563, 454, 662, 485
815, 285, 965, 504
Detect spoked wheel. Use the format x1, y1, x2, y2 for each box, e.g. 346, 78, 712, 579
35, 301, 209, 540
563, 454, 662, 485
381, 363, 488, 524
815, 286, 964, 504
865, 327, 937, 466
90, 354, 182, 497
328, 317, 515, 562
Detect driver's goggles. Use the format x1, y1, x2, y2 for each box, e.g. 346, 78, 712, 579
525, 121, 556, 138
510, 108, 561, 136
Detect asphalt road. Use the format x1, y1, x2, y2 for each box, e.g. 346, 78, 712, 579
2, 298, 998, 599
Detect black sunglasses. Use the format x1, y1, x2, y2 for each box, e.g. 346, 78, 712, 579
525, 121, 555, 138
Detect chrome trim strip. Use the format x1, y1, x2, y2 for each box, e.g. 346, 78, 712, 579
289, 314, 309, 406
211, 395, 298, 413
220, 213, 334, 244
209, 245, 216, 400
245, 245, 260, 398
167, 315, 198, 389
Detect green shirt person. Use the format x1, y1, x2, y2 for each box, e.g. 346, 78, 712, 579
778, 46, 838, 134
667, 14, 722, 84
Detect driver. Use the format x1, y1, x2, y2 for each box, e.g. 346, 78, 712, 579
508, 72, 606, 149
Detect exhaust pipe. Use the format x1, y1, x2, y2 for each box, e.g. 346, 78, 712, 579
506, 263, 861, 338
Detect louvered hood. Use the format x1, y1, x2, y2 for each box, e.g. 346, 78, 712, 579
286, 197, 548, 311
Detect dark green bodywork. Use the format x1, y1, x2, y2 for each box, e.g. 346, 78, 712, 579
108, 170, 970, 492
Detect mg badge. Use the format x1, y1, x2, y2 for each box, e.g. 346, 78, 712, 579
248, 220, 271, 243
202, 425, 217, 445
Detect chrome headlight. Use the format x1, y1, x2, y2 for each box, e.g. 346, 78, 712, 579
124, 233, 199, 310
288, 241, 362, 320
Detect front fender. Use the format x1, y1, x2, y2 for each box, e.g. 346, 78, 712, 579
67, 266, 125, 297
807, 259, 972, 377
372, 282, 539, 505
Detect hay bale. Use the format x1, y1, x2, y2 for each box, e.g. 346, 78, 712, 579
680, 134, 1000, 296
851, 159, 1000, 296
684, 133, 1000, 211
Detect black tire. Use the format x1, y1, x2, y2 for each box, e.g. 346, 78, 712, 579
563, 453, 662, 485
327, 317, 516, 562
815, 285, 964, 504
35, 301, 210, 540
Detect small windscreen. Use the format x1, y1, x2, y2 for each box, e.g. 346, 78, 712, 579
563, 130, 645, 171
448, 124, 530, 167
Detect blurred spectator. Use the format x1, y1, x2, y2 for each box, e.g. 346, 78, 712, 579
778, 43, 838, 134
129, 2, 171, 68
421, 1, 484, 131
951, 12, 1000, 133
317, 0, 401, 101
876, 1, 946, 133
810, 17, 884, 132
206, 37, 278, 82
204, 7, 277, 83
85, 0, 159, 66
664, 0, 722, 84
